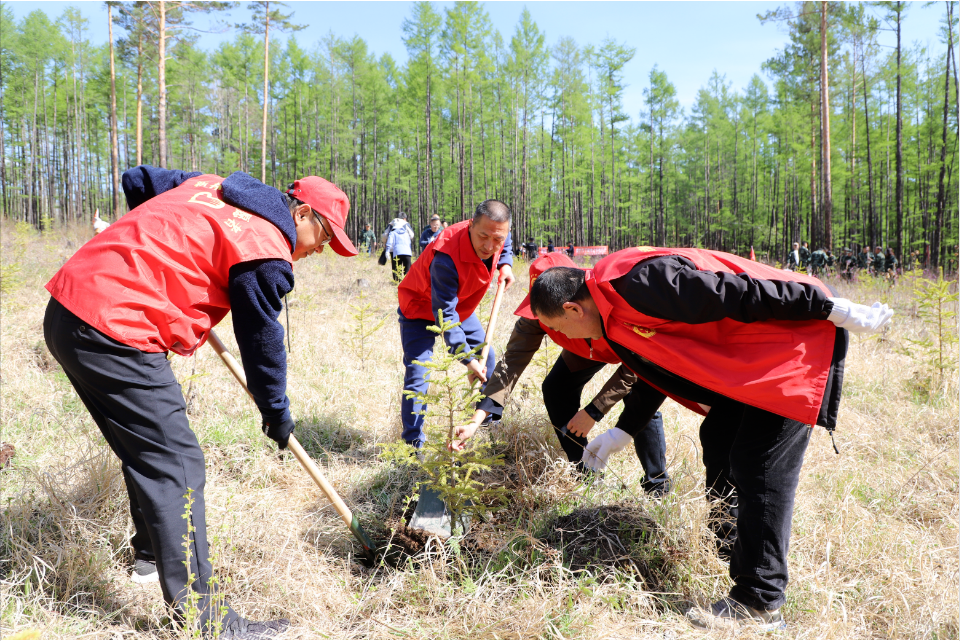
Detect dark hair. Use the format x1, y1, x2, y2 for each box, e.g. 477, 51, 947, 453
529, 267, 590, 318
283, 192, 304, 215
397, 211, 407, 220
473, 199, 511, 223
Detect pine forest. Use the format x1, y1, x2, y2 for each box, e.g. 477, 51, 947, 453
1, 0, 958, 269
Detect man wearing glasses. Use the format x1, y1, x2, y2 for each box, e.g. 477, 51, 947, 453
43, 165, 356, 639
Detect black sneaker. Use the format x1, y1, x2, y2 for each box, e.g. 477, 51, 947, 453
219, 617, 290, 640
640, 475, 672, 498
130, 558, 159, 584
572, 464, 605, 486
686, 597, 785, 632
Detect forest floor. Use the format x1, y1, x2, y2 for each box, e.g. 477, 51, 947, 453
1, 221, 957, 640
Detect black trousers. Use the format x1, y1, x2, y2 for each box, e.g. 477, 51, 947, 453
696, 397, 743, 560
541, 355, 670, 493
699, 398, 811, 611
43, 298, 238, 631
391, 254, 412, 281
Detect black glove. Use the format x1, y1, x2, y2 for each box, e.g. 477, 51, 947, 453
262, 416, 295, 449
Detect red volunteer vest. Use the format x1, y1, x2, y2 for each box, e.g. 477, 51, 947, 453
516, 272, 708, 416
398, 220, 503, 321
515, 272, 619, 365
588, 247, 836, 425
46, 174, 293, 355
517, 285, 707, 416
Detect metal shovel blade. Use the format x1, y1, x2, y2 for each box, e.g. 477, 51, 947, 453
408, 486, 451, 539
407, 487, 474, 540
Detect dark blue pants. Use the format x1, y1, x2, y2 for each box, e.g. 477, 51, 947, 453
399, 312, 496, 445
699, 400, 811, 611
43, 298, 238, 631
542, 354, 670, 494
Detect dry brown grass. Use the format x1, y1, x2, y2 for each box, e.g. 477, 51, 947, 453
1, 220, 957, 639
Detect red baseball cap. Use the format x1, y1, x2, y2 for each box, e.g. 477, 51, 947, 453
287, 177, 358, 257
514, 252, 577, 318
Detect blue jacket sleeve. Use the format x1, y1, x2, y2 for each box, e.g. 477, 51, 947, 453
430, 253, 474, 361
228, 259, 295, 424
386, 229, 397, 256
121, 165, 202, 210
497, 231, 514, 268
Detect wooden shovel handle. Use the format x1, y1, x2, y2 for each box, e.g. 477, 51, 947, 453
206, 330, 355, 529
479, 272, 508, 368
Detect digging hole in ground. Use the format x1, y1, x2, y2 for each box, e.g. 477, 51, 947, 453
543, 503, 678, 595
359, 518, 441, 569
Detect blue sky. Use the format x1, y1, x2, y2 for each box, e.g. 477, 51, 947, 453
7, 1, 953, 119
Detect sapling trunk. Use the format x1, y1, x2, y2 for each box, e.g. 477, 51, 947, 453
380, 311, 505, 536
348, 288, 387, 368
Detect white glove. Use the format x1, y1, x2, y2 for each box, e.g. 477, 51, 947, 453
581, 427, 632, 472
827, 298, 894, 334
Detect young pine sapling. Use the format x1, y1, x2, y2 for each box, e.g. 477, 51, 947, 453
905, 267, 959, 396
381, 312, 505, 535
347, 288, 387, 368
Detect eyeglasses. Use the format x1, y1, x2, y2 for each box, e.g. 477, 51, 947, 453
312, 210, 333, 246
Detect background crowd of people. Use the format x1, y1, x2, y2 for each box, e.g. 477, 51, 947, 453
367, 215, 596, 280
783, 240, 916, 282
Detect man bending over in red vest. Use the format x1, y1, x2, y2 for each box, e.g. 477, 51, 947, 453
528, 247, 892, 632
396, 200, 516, 447
452, 252, 672, 497
44, 165, 357, 639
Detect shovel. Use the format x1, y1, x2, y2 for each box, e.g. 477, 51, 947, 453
207, 329, 378, 566
408, 273, 509, 539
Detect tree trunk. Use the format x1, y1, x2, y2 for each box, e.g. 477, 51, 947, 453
657, 116, 665, 246
809, 91, 817, 247
136, 31, 143, 166
820, 2, 833, 249
157, 0, 167, 168
260, 1, 270, 183
30, 66, 39, 225
932, 0, 954, 268
108, 4, 120, 217
850, 40, 859, 240
609, 88, 617, 248
426, 67, 434, 219
862, 49, 877, 249
894, 0, 903, 257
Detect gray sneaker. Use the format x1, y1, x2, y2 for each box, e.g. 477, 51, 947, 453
219, 617, 289, 640
686, 597, 785, 632
130, 558, 159, 584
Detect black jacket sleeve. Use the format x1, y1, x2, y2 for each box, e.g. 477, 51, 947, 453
228, 259, 295, 424
611, 256, 834, 324
419, 227, 434, 249
121, 165, 203, 210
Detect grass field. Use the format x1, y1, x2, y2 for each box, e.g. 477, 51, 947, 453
1, 221, 957, 640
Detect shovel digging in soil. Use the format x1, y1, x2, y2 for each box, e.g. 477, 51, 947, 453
207, 329, 381, 566
407, 275, 508, 540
